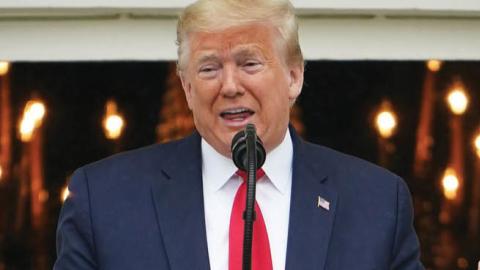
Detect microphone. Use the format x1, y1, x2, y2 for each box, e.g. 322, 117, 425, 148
230, 123, 266, 270
231, 124, 266, 171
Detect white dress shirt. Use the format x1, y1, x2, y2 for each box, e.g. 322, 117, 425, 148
202, 130, 293, 270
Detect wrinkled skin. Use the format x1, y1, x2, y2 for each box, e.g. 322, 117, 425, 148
179, 23, 304, 157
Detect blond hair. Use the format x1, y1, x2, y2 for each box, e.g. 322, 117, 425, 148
176, 0, 303, 71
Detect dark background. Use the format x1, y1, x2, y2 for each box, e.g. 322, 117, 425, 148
1, 61, 479, 269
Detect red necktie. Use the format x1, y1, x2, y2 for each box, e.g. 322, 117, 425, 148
229, 169, 273, 270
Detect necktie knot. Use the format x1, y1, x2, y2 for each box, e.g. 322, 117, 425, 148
236, 168, 265, 182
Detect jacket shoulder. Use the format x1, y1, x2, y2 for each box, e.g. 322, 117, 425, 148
71, 134, 196, 194
84, 135, 192, 176
300, 141, 404, 194
305, 141, 399, 177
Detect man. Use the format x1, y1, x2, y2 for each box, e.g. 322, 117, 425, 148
54, 0, 424, 269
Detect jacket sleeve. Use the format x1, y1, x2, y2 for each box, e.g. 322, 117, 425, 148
54, 167, 98, 270
390, 178, 425, 270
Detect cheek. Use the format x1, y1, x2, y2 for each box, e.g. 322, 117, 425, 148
189, 81, 221, 115
251, 72, 290, 106
191, 80, 214, 101
265, 86, 292, 120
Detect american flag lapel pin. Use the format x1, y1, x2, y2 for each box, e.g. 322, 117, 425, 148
317, 196, 330, 211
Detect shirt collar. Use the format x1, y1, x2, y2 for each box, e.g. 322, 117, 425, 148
261, 129, 293, 195
201, 139, 238, 193
201, 129, 293, 194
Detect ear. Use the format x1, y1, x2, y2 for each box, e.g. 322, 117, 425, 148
178, 70, 194, 110
287, 64, 304, 105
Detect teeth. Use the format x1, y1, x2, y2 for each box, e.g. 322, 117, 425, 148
223, 108, 250, 114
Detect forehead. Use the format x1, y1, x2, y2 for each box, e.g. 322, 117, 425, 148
188, 23, 282, 60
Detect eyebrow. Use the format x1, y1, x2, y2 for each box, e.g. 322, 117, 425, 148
232, 46, 266, 61
194, 45, 265, 66
195, 54, 221, 66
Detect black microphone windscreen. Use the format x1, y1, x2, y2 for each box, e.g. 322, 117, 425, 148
231, 124, 266, 171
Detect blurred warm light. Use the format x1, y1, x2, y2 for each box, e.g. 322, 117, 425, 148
426, 60, 442, 72
19, 100, 46, 142
0, 165, 3, 181
475, 133, 480, 159
442, 168, 459, 200
61, 186, 70, 203
447, 88, 468, 115
0, 61, 10, 75
457, 257, 469, 269
39, 190, 49, 203
19, 116, 35, 142
105, 115, 124, 139
375, 107, 397, 139
103, 100, 124, 140
28, 102, 46, 121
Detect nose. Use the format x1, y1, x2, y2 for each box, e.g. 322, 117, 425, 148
220, 65, 244, 98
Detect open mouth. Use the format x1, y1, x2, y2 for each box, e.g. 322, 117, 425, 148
220, 108, 254, 123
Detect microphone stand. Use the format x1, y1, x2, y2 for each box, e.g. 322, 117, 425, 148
242, 124, 258, 270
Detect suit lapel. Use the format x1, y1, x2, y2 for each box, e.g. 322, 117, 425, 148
285, 131, 338, 270
150, 129, 337, 269
151, 132, 210, 270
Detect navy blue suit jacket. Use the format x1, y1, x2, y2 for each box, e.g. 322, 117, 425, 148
54, 130, 424, 269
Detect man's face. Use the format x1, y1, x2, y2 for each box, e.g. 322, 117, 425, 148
180, 23, 304, 157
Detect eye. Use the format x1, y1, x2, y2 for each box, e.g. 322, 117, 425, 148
242, 60, 263, 73
198, 65, 220, 78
